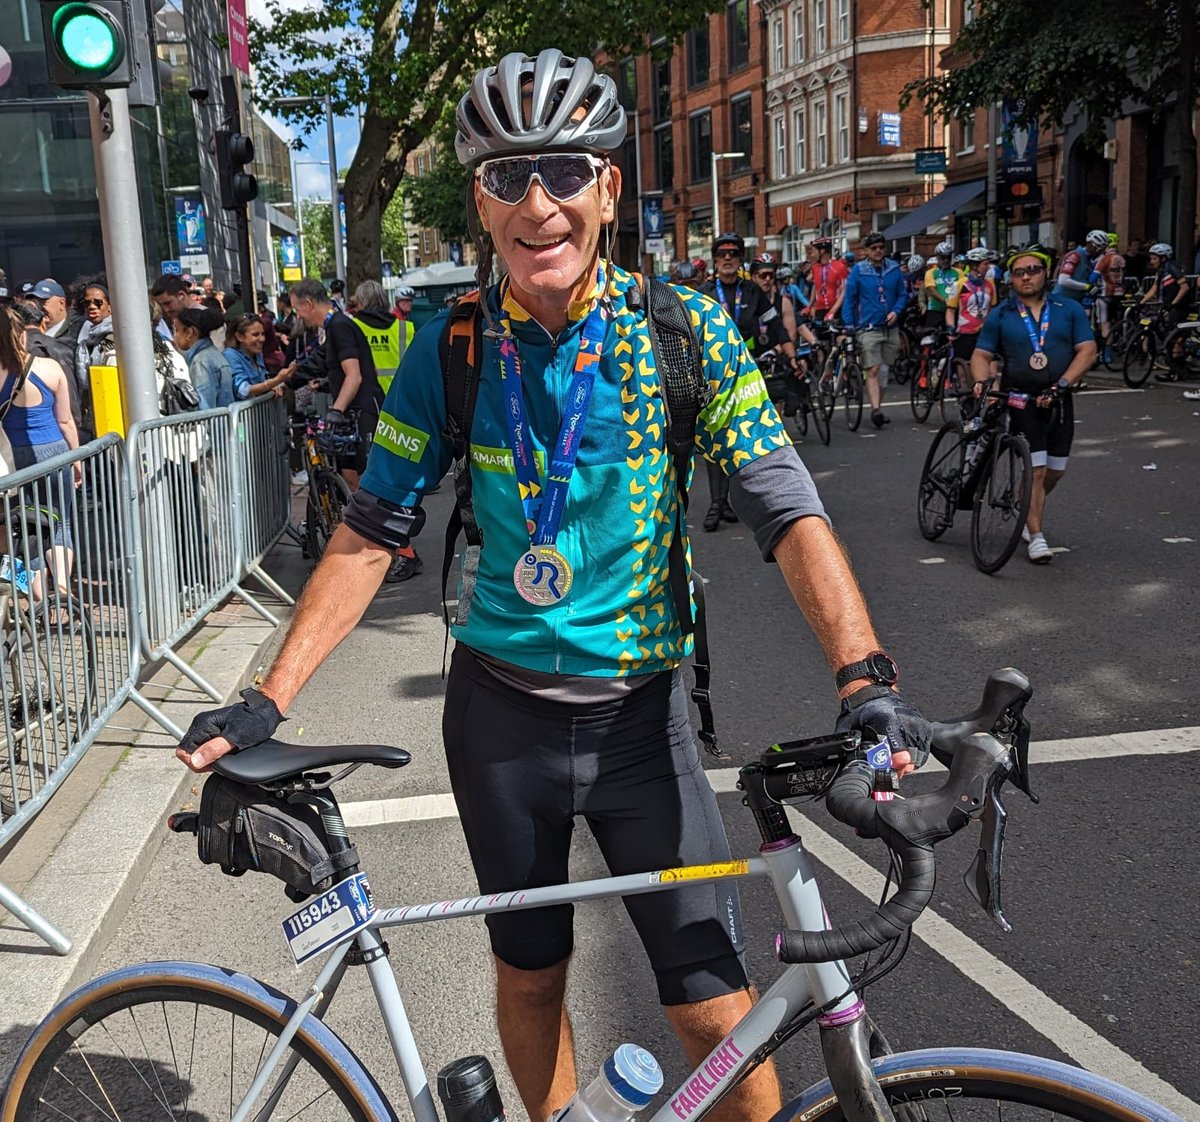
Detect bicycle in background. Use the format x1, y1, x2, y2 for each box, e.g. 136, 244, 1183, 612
761, 349, 830, 446
817, 328, 865, 432
909, 326, 959, 424
291, 416, 356, 563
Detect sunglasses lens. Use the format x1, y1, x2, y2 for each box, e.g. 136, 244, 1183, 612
537, 156, 597, 200
480, 159, 532, 204
480, 155, 597, 205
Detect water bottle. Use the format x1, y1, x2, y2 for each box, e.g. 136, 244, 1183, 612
556, 1044, 663, 1122
437, 1056, 506, 1122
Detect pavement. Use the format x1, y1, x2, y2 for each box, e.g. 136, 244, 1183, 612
3, 371, 1199, 1116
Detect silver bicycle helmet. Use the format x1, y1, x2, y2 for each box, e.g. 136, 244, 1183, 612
907, 254, 925, 272
935, 239, 955, 257
1149, 242, 1173, 258
966, 246, 990, 263
455, 50, 627, 167
1085, 229, 1109, 252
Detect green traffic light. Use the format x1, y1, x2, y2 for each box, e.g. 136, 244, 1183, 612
53, 3, 122, 75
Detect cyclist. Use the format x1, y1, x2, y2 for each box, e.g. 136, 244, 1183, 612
841, 232, 907, 428
945, 247, 997, 364
177, 48, 931, 1122
701, 233, 795, 531
1140, 242, 1196, 383
902, 253, 925, 312
752, 253, 820, 423
1093, 234, 1126, 366
806, 236, 848, 322
1052, 229, 1106, 305
923, 241, 961, 329
970, 245, 1096, 564
777, 261, 809, 313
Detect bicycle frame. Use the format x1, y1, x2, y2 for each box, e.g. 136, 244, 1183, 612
231, 836, 884, 1122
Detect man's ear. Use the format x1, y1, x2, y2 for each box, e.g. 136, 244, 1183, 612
601, 164, 622, 226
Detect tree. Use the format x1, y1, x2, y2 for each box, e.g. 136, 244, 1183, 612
380, 192, 408, 269
405, 142, 472, 243
903, 0, 1199, 256
250, 0, 728, 288
299, 200, 335, 279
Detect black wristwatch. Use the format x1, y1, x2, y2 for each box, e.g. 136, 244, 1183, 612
834, 651, 899, 692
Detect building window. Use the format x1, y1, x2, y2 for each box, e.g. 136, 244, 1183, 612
654, 123, 675, 189
690, 110, 713, 182
618, 58, 637, 109
813, 0, 827, 53
653, 56, 672, 121
834, 91, 849, 162
814, 98, 828, 168
963, 0, 977, 25
730, 94, 752, 170
783, 224, 802, 260
958, 113, 975, 153
687, 25, 710, 88
773, 114, 788, 180
792, 104, 807, 172
771, 16, 785, 73
836, 0, 850, 42
792, 6, 805, 61
728, 0, 750, 70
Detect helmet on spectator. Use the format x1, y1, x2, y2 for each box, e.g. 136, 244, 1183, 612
1149, 242, 1173, 259
395, 285, 416, 300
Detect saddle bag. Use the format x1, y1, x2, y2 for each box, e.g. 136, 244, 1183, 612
195, 774, 359, 899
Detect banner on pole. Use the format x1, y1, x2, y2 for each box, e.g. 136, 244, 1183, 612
227, 0, 250, 75
175, 196, 210, 275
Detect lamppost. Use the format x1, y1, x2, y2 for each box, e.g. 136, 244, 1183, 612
710, 151, 745, 239
292, 158, 331, 276
274, 94, 343, 283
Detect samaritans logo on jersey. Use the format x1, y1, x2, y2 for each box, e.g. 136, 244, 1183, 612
374, 412, 429, 461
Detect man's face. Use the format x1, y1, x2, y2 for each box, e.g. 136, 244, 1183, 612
1149, 253, 1163, 270
154, 290, 188, 320
474, 156, 619, 305
202, 278, 214, 295
1010, 255, 1047, 298
396, 298, 412, 317
864, 242, 886, 264
290, 295, 325, 329
752, 267, 775, 294
714, 246, 742, 282
42, 294, 66, 325
805, 245, 818, 264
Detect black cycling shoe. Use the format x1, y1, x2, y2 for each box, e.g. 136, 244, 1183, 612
703, 503, 722, 532
720, 502, 739, 523
1154, 371, 1179, 382
871, 409, 889, 428
385, 551, 424, 583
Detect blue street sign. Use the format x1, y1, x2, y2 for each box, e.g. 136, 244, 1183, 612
161, 260, 182, 275
878, 112, 902, 148
914, 148, 947, 174
642, 196, 664, 238
280, 235, 300, 268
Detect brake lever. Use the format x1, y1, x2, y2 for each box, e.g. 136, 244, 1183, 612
1009, 715, 1038, 803
963, 777, 1011, 932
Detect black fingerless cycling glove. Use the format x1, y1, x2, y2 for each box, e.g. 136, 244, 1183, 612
179, 687, 285, 754
835, 685, 932, 769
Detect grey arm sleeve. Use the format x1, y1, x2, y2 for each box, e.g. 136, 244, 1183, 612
342, 486, 426, 550
727, 445, 830, 562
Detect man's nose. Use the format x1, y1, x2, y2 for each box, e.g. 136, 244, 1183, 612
521, 178, 560, 219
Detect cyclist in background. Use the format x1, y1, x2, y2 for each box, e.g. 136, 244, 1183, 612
1052, 230, 1106, 304
1141, 242, 1195, 383
946, 247, 997, 364
971, 245, 1096, 565
1093, 234, 1125, 366
751, 253, 818, 354
841, 232, 907, 428
903, 254, 925, 313
923, 241, 961, 329
806, 236, 848, 321
777, 262, 809, 314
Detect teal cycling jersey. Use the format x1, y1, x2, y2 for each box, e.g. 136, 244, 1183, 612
360, 265, 791, 678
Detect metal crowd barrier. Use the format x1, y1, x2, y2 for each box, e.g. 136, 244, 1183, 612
0, 398, 296, 954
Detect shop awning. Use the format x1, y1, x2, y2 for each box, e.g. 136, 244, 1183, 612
881, 179, 986, 241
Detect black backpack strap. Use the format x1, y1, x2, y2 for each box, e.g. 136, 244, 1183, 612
439, 294, 485, 664
639, 276, 725, 758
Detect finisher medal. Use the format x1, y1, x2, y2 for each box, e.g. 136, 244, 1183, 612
514, 545, 574, 606
1029, 352, 1049, 371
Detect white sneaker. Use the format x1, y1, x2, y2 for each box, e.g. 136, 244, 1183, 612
1183, 389, 1200, 401
1021, 527, 1031, 544
1027, 533, 1053, 564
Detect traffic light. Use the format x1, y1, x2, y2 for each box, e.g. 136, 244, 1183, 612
41, 0, 133, 88
216, 128, 258, 209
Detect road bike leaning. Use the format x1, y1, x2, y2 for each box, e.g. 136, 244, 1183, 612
909, 327, 960, 424
292, 416, 355, 563
917, 384, 1034, 574
818, 329, 865, 432
3, 671, 1185, 1122
761, 350, 830, 446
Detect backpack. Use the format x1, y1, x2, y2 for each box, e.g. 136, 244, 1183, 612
437, 276, 724, 755
160, 374, 202, 416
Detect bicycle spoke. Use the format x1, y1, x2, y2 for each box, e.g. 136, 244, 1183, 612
97, 1014, 176, 1116
280, 1086, 335, 1121
130, 1005, 174, 1112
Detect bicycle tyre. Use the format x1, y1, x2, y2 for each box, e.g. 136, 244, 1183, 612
891, 329, 915, 384
794, 391, 809, 437
305, 469, 353, 563
1, 961, 396, 1122
970, 433, 1033, 574
939, 360, 967, 424
916, 421, 963, 541
775, 1046, 1185, 1122
1123, 328, 1157, 388
843, 363, 864, 431
910, 361, 935, 423
818, 367, 837, 421
811, 384, 831, 445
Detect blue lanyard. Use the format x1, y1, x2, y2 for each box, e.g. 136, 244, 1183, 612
498, 289, 607, 547
715, 279, 743, 321
1017, 300, 1050, 354
871, 265, 886, 311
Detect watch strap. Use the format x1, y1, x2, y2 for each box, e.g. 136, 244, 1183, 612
834, 651, 897, 692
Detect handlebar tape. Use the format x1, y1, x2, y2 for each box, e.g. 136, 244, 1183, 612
777, 762, 937, 964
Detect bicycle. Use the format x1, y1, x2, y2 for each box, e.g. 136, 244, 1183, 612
3, 671, 1185, 1122
817, 329, 864, 432
292, 416, 355, 562
1122, 305, 1173, 388
908, 327, 959, 424
0, 507, 97, 817
761, 350, 830, 446
916, 384, 1035, 574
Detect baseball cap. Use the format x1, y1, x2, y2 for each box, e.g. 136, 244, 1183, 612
32, 279, 65, 300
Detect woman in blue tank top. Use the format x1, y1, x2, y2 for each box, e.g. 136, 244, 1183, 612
0, 308, 82, 596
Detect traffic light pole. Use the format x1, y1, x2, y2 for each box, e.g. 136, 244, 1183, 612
88, 86, 159, 426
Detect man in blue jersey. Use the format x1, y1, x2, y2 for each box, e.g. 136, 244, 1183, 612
841, 232, 908, 428
177, 49, 931, 1122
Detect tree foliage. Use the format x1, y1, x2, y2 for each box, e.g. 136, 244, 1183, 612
249, 0, 729, 287
299, 200, 335, 279
902, 0, 1198, 250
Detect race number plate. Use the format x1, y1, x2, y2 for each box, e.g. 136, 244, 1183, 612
281, 872, 375, 965
1008, 392, 1030, 410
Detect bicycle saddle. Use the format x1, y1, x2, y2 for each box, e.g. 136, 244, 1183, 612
929, 667, 1032, 764
211, 739, 411, 785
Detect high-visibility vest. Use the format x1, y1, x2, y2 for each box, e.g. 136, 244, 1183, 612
351, 315, 414, 393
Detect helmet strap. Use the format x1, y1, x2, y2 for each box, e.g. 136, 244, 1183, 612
466, 190, 505, 339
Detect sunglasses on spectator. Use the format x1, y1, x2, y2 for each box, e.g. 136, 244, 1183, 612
476, 153, 605, 205
84, 297, 107, 307
714, 248, 742, 259
1010, 265, 1046, 278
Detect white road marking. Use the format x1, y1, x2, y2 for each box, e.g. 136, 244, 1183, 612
918, 557, 946, 564
1164, 537, 1195, 544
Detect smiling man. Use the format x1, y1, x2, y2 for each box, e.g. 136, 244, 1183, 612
177, 49, 931, 1122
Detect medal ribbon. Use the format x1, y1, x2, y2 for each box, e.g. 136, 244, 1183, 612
715, 279, 743, 322
498, 280, 607, 548
1017, 300, 1050, 355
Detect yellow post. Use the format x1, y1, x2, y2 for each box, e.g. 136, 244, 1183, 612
90, 364, 126, 438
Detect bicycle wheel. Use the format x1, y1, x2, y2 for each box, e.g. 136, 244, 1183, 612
3, 962, 394, 1121
890, 329, 915, 384
305, 470, 353, 563
777, 1046, 1183, 1122
818, 366, 837, 421
843, 363, 864, 431
916, 422, 963, 541
970, 433, 1033, 573
1106, 318, 1134, 367
1123, 328, 1157, 388
910, 360, 935, 422
793, 385, 809, 437
939, 360, 967, 424
810, 382, 831, 445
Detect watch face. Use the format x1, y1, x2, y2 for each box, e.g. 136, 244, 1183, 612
867, 652, 899, 684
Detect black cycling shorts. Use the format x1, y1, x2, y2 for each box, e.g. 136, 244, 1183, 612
952, 333, 979, 363
1005, 389, 1074, 469
442, 645, 748, 1006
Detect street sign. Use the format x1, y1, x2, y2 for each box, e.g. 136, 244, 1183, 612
280, 234, 300, 268
914, 148, 947, 174
878, 112, 901, 148
282, 266, 302, 282
226, 0, 249, 74
646, 236, 665, 256
642, 196, 664, 239
160, 259, 182, 276
998, 99, 1039, 207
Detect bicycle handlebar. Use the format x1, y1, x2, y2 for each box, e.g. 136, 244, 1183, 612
776, 668, 1035, 965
